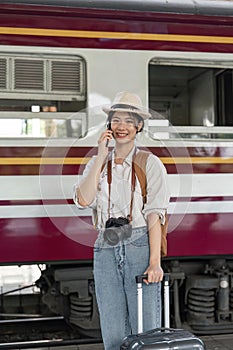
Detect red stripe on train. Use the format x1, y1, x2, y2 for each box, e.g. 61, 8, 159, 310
0, 146, 232, 175
0, 213, 232, 263
0, 146, 231, 157
1, 196, 233, 206
1, 163, 232, 175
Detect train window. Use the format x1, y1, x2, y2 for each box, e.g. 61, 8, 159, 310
0, 53, 87, 138
216, 69, 233, 126
149, 58, 233, 139
0, 114, 86, 138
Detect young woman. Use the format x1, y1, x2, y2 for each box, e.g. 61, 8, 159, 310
74, 92, 170, 350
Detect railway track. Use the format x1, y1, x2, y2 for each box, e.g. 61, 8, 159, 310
0, 316, 102, 349
0, 339, 104, 350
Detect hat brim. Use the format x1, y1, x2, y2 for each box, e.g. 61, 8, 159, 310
102, 106, 151, 119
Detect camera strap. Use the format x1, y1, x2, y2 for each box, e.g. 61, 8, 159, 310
106, 150, 137, 222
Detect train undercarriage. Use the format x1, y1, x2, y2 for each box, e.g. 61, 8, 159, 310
164, 257, 233, 335
1, 257, 233, 342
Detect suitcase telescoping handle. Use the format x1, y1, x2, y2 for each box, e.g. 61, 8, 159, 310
135, 273, 170, 334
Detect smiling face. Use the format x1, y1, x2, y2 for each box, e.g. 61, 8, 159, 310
110, 112, 143, 145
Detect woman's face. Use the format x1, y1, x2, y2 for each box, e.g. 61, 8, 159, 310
110, 112, 142, 145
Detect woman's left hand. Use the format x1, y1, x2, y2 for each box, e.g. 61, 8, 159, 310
143, 263, 163, 284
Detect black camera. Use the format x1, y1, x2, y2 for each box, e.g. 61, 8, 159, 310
103, 217, 132, 246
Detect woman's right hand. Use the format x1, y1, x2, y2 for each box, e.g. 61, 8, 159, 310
97, 129, 113, 159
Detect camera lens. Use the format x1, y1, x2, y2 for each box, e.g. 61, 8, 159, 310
103, 227, 120, 246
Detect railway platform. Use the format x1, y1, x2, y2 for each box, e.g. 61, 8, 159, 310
1, 334, 233, 350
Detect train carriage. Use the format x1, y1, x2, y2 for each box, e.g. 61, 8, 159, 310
0, 0, 233, 339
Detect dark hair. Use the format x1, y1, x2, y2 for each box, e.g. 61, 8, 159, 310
107, 111, 144, 133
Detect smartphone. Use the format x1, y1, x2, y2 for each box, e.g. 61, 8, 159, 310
106, 122, 111, 147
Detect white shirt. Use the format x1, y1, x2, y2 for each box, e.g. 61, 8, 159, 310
74, 146, 170, 230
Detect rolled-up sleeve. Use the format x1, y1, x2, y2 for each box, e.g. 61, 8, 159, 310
73, 156, 97, 210
142, 154, 170, 224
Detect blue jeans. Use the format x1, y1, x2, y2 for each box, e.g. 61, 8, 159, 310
93, 226, 161, 350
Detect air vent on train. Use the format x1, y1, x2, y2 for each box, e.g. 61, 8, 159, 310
0, 58, 7, 89
14, 59, 44, 90
0, 54, 85, 99
51, 60, 82, 93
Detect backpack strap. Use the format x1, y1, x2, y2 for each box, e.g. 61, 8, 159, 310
133, 151, 151, 204
133, 150, 168, 257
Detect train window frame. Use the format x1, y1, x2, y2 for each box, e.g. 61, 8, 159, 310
148, 56, 233, 140
0, 52, 87, 139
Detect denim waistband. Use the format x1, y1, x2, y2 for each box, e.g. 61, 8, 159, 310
95, 226, 148, 249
